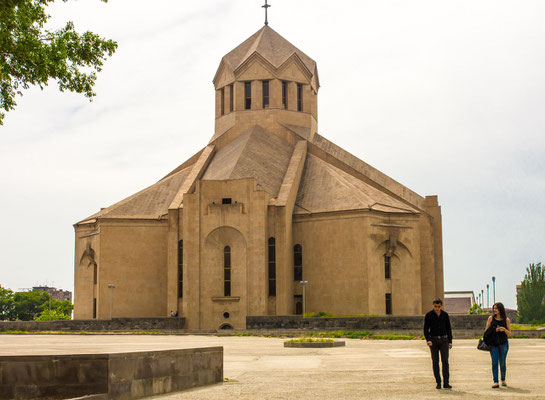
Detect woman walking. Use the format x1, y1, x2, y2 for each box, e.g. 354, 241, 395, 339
485, 302, 511, 388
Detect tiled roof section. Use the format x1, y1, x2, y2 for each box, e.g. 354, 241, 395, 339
311, 133, 426, 210
295, 154, 418, 215
223, 26, 316, 74
444, 297, 472, 314
81, 166, 193, 221
202, 125, 294, 197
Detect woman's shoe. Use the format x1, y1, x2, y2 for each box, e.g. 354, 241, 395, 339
492, 383, 500, 388
501, 381, 507, 387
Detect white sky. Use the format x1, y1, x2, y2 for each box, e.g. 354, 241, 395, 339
1, 0, 544, 310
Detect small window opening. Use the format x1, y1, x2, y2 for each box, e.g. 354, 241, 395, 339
294, 244, 302, 281
223, 312, 230, 319
220, 324, 233, 330
297, 83, 303, 112
93, 298, 97, 319
262, 80, 269, 108
295, 295, 303, 315
386, 293, 392, 315
384, 255, 391, 279
224, 246, 231, 296
222, 198, 232, 205
229, 84, 234, 112
244, 81, 252, 109
268, 237, 276, 296
178, 240, 183, 298
282, 81, 288, 109
220, 87, 225, 116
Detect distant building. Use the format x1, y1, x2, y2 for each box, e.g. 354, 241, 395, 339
443, 291, 475, 314
33, 286, 72, 303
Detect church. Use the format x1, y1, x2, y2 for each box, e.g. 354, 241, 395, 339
74, 22, 444, 330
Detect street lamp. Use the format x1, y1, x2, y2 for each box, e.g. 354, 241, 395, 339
486, 284, 490, 309
492, 276, 496, 304
299, 281, 308, 316
481, 289, 484, 308
107, 284, 115, 320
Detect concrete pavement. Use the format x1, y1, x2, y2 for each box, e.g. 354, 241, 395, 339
1, 335, 544, 399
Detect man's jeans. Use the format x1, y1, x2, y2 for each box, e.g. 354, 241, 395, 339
429, 336, 450, 384
490, 342, 509, 383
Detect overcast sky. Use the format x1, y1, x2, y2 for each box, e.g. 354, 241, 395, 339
1, 0, 544, 310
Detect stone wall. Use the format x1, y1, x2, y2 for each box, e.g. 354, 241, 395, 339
0, 347, 222, 400
0, 318, 185, 332
246, 314, 490, 331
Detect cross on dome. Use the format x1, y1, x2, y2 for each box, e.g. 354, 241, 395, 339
262, 0, 271, 26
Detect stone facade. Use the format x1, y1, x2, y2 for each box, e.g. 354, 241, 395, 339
0, 347, 222, 400
74, 26, 444, 330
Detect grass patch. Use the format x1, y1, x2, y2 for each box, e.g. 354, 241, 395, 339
306, 330, 422, 340
511, 324, 545, 331
223, 377, 238, 382
287, 337, 335, 343
302, 312, 378, 318
307, 330, 372, 339
234, 332, 252, 337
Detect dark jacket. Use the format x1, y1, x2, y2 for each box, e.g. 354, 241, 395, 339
483, 325, 496, 346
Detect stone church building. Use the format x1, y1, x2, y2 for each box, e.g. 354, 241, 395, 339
74, 25, 444, 330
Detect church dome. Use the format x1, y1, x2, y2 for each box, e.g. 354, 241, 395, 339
214, 26, 319, 89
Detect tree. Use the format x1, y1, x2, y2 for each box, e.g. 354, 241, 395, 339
517, 262, 545, 324
0, 286, 16, 320
12, 290, 50, 320
0, 0, 117, 125
35, 296, 73, 320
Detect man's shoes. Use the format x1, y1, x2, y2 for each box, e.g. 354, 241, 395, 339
492, 383, 499, 388
501, 381, 507, 387
436, 383, 442, 389
443, 383, 452, 389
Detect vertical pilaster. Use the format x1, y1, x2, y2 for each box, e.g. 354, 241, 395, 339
166, 209, 179, 316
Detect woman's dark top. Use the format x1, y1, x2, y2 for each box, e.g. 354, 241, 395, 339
490, 317, 508, 345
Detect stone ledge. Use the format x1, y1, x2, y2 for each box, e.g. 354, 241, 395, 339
0, 347, 222, 400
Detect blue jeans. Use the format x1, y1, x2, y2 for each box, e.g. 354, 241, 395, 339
490, 342, 509, 383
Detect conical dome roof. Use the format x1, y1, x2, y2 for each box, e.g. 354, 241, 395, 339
221, 26, 317, 80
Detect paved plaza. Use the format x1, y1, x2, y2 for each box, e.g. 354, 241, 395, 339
1, 335, 544, 399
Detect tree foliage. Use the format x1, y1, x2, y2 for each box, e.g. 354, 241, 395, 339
0, 0, 117, 125
0, 287, 73, 321
0, 287, 16, 320
517, 262, 545, 324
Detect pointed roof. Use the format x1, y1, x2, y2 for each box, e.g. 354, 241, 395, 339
295, 154, 418, 215
222, 26, 317, 76
202, 125, 294, 197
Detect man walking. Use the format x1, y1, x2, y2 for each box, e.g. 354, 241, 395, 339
424, 298, 453, 389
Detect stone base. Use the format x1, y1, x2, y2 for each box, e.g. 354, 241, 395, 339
0, 347, 222, 400
284, 341, 345, 348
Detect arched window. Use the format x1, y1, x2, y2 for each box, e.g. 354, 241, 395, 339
178, 240, 183, 298
224, 246, 231, 296
384, 255, 391, 280
294, 244, 302, 281
268, 238, 276, 296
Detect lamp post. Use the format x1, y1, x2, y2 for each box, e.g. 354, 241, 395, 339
299, 281, 308, 316
492, 276, 496, 304
481, 289, 484, 308
107, 284, 115, 320
486, 284, 489, 309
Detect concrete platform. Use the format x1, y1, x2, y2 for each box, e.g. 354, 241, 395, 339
0, 335, 544, 399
